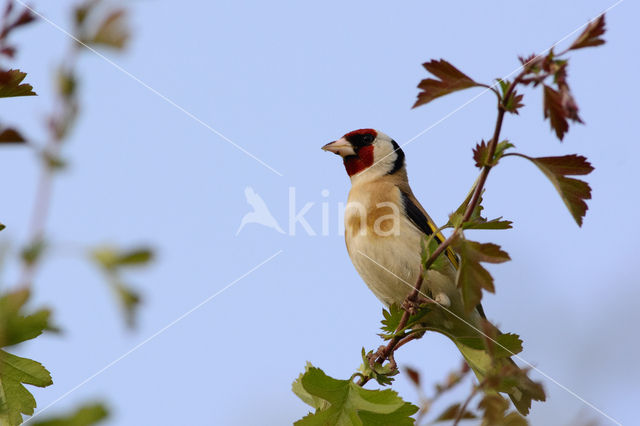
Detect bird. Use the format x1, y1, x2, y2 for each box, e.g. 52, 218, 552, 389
322, 128, 544, 415
236, 186, 285, 235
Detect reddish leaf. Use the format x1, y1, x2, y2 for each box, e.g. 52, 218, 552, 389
0, 127, 25, 143
516, 154, 593, 226
452, 237, 510, 312
543, 85, 569, 140
413, 59, 480, 108
472, 140, 489, 168
403, 366, 420, 387
0, 69, 36, 98
570, 15, 606, 50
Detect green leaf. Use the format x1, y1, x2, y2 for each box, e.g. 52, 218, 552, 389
414, 59, 480, 108
116, 248, 153, 267
0, 350, 53, 425
32, 402, 109, 426
0, 290, 53, 348
433, 403, 476, 422
452, 237, 510, 313
569, 15, 606, 50
114, 282, 141, 328
0, 127, 26, 143
462, 217, 512, 231
513, 154, 593, 226
92, 246, 154, 271
359, 348, 398, 386
0, 70, 36, 98
494, 333, 523, 359
293, 365, 418, 426
0, 223, 5, 232
21, 239, 46, 268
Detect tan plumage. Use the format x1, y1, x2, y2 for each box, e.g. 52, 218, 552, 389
323, 129, 544, 416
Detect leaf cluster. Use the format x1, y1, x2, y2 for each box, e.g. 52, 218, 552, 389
0, 290, 53, 426
293, 364, 418, 425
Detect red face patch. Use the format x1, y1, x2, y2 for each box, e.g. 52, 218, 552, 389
344, 145, 374, 176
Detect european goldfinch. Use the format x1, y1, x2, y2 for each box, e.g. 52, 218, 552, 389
322, 128, 544, 415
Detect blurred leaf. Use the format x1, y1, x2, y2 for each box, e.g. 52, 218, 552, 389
0, 127, 25, 143
42, 151, 67, 171
0, 223, 5, 231
89, 10, 129, 49
414, 59, 480, 108
32, 402, 108, 426
569, 15, 606, 50
0, 350, 53, 425
114, 282, 141, 328
92, 246, 154, 271
478, 394, 527, 426
0, 69, 36, 98
452, 237, 510, 312
403, 366, 420, 387
56, 68, 77, 99
21, 239, 45, 267
483, 363, 545, 417
514, 154, 593, 226
116, 248, 153, 267
434, 403, 476, 422
293, 365, 418, 425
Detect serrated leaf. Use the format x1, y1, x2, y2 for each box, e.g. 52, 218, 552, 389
0, 69, 36, 98
414, 59, 480, 108
452, 237, 510, 312
0, 289, 52, 348
380, 304, 403, 335
434, 403, 476, 422
0, 350, 53, 425
503, 90, 524, 114
0, 127, 26, 143
494, 333, 523, 359
516, 154, 593, 226
32, 402, 109, 426
569, 15, 606, 50
293, 366, 418, 426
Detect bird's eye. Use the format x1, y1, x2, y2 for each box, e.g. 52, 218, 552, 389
362, 134, 374, 144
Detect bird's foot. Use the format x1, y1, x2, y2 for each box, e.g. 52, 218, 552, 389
401, 295, 434, 315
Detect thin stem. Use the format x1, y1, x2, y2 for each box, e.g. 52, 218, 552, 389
452, 385, 479, 426
360, 72, 528, 385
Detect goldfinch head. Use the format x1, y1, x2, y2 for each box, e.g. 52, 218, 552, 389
322, 129, 405, 181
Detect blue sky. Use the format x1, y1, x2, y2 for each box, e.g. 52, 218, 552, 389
1, 0, 638, 424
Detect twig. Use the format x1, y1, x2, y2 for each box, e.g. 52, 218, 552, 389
452, 385, 480, 426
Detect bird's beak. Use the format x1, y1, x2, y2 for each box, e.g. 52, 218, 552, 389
321, 138, 356, 157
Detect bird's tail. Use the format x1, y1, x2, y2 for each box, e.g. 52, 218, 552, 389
455, 342, 546, 416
